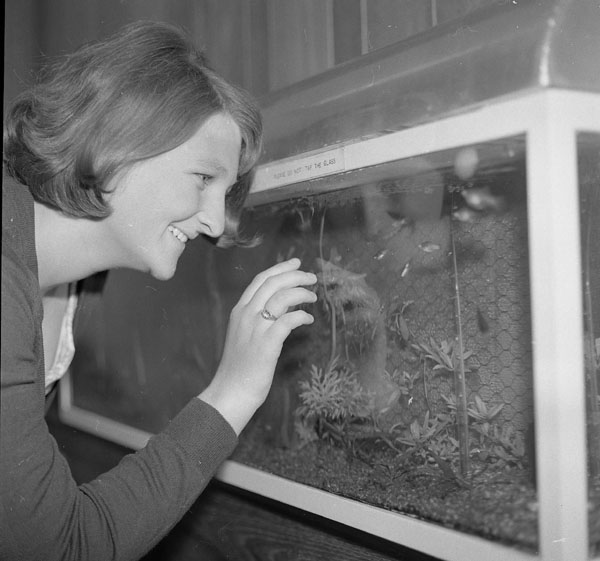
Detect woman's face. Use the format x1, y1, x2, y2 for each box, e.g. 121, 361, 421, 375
104, 112, 242, 280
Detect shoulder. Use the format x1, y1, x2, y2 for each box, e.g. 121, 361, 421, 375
2, 237, 39, 310
2, 239, 42, 387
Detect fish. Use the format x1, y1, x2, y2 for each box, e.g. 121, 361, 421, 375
452, 207, 478, 222
401, 261, 411, 278
461, 186, 505, 212
382, 217, 413, 240
373, 249, 389, 260
418, 242, 441, 253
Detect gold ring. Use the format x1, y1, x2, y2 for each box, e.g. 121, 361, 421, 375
260, 308, 278, 321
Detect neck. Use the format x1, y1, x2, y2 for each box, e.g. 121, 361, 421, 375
34, 202, 109, 293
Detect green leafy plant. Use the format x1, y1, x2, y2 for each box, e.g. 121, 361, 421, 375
388, 368, 421, 398
443, 394, 524, 467
411, 337, 475, 374
389, 300, 414, 343
296, 357, 371, 446
467, 394, 504, 423
393, 411, 452, 459
413, 336, 476, 476
471, 423, 525, 468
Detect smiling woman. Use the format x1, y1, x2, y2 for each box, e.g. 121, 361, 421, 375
1, 21, 317, 561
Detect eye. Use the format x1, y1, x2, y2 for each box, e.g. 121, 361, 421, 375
193, 173, 213, 190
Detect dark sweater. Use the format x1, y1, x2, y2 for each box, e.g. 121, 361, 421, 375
1, 176, 237, 561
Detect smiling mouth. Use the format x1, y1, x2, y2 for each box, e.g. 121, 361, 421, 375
168, 225, 189, 243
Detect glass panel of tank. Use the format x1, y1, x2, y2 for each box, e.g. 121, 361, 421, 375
578, 133, 600, 557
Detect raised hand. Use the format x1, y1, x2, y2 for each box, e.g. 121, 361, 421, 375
198, 258, 317, 434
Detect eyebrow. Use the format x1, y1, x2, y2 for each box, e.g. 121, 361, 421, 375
194, 158, 229, 175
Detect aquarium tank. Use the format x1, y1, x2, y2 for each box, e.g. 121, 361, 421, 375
228, 136, 539, 546
62, 2, 600, 560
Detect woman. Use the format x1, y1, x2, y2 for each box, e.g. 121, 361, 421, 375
1, 21, 317, 561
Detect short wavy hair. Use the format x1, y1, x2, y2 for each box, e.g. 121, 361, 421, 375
3, 21, 263, 246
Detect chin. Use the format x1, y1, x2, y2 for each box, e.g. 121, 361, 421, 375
148, 258, 179, 281
151, 267, 177, 281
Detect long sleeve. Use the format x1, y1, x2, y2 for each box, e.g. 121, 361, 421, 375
1, 245, 238, 561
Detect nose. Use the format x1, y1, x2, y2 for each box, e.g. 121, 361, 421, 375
197, 191, 226, 238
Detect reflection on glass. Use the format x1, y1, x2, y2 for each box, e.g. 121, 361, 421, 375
578, 133, 600, 556
72, 135, 540, 550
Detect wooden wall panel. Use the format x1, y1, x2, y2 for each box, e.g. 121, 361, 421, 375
266, 0, 334, 91
332, 0, 363, 64
364, 0, 432, 52
240, 0, 270, 97
4, 0, 40, 109
435, 0, 500, 25
5, 0, 503, 101
10, 1, 264, 95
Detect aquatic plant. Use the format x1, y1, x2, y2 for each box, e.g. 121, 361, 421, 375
466, 394, 504, 424
388, 368, 421, 399
389, 300, 414, 344
395, 411, 449, 450
411, 336, 476, 417
391, 411, 468, 486
411, 337, 475, 375
296, 357, 371, 446
471, 423, 525, 468
442, 394, 524, 468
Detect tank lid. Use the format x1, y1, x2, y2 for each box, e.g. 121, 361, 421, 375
258, 0, 600, 163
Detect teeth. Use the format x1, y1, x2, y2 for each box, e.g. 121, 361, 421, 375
168, 225, 188, 243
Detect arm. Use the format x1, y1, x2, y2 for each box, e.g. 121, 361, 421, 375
1, 251, 235, 561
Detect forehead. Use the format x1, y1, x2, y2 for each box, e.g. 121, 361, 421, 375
180, 113, 242, 171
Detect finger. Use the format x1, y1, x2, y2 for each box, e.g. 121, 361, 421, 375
238, 258, 302, 305
262, 287, 317, 318
250, 270, 317, 311
265, 309, 315, 337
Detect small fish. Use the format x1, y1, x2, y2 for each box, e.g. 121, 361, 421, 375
391, 217, 409, 228
461, 186, 505, 212
401, 261, 411, 278
382, 217, 412, 240
452, 207, 478, 222
373, 249, 389, 260
418, 242, 441, 253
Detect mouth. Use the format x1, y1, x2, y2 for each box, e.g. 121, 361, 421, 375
168, 225, 189, 244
